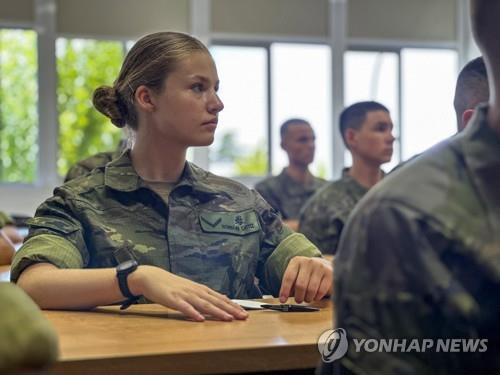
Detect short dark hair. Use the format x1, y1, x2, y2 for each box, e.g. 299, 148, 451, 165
453, 56, 489, 130
280, 118, 310, 140
339, 101, 389, 146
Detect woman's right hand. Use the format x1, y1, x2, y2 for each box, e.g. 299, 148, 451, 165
128, 265, 248, 322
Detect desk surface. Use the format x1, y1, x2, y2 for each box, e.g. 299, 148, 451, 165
45, 298, 333, 374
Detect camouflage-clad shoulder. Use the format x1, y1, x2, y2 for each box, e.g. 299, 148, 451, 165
64, 151, 117, 182
299, 177, 367, 254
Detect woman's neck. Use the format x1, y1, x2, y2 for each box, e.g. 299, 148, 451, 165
131, 133, 187, 183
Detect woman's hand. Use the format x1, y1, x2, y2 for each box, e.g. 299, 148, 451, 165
129, 265, 248, 322
278, 256, 333, 303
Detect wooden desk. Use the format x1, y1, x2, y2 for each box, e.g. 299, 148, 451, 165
0, 265, 10, 282
44, 298, 333, 374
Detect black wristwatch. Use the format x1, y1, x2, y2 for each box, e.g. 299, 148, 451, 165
116, 259, 140, 310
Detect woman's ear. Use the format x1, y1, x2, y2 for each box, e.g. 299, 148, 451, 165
135, 85, 156, 112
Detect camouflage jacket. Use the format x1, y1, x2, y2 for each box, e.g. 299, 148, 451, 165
0, 211, 13, 228
298, 170, 367, 254
0, 283, 58, 373
331, 104, 500, 374
255, 169, 327, 220
12, 151, 321, 299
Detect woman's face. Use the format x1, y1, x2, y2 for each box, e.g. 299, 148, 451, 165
146, 52, 224, 147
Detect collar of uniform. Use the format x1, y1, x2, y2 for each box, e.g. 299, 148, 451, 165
104, 150, 220, 196
278, 168, 321, 195
174, 162, 221, 196
104, 149, 141, 191
461, 103, 500, 217
339, 168, 370, 195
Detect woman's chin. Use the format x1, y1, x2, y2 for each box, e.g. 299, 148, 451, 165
190, 135, 215, 147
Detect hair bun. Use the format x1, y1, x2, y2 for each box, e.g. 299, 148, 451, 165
92, 86, 127, 128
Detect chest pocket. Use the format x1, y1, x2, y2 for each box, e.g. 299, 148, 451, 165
190, 209, 262, 298
199, 209, 261, 236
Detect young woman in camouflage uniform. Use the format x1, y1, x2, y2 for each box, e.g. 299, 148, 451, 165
12, 32, 332, 322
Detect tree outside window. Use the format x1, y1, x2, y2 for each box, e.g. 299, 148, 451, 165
0, 29, 38, 183
57, 38, 125, 176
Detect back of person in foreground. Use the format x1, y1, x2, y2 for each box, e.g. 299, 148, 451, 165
11, 31, 332, 323
0, 282, 58, 373
330, 0, 500, 373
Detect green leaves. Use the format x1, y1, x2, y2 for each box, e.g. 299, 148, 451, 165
0, 30, 38, 183
56, 38, 124, 176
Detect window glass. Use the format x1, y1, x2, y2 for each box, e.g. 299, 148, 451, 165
210, 45, 268, 177
271, 43, 332, 179
57, 38, 125, 176
401, 48, 458, 159
344, 51, 400, 171
0, 29, 38, 183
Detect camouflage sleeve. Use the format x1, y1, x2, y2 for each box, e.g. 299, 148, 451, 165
334, 199, 483, 374
264, 232, 322, 296
10, 187, 89, 282
0, 283, 58, 373
299, 195, 342, 255
252, 191, 322, 296
0, 211, 14, 228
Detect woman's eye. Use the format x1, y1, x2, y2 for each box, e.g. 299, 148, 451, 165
192, 83, 204, 92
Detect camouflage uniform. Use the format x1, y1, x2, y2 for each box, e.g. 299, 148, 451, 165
298, 170, 367, 254
64, 142, 126, 182
0, 211, 13, 228
255, 169, 327, 220
329, 104, 500, 374
0, 283, 58, 373
12, 151, 321, 298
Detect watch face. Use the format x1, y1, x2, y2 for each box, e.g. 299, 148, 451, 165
117, 260, 137, 272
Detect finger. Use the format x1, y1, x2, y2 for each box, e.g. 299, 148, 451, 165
304, 267, 323, 303
169, 298, 206, 322
279, 259, 300, 303
314, 273, 333, 301
188, 295, 236, 321
204, 291, 248, 320
293, 260, 313, 303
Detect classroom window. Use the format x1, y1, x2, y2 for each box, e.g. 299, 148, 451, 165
344, 50, 400, 170
344, 48, 458, 169
401, 48, 458, 160
210, 43, 332, 180
56, 38, 125, 176
0, 29, 38, 183
271, 43, 332, 179
210, 45, 268, 177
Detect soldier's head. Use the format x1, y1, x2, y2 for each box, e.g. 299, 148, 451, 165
280, 118, 316, 168
93, 31, 224, 147
453, 57, 489, 132
340, 101, 394, 166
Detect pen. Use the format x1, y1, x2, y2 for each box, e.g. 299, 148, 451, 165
260, 304, 320, 312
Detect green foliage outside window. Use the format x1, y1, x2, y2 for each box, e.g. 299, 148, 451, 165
57, 39, 124, 176
211, 130, 267, 176
0, 29, 38, 183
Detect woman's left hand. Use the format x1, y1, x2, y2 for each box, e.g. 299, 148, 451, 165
279, 256, 333, 303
